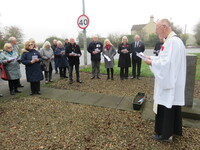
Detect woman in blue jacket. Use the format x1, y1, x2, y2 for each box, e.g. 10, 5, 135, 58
54, 41, 69, 78
21, 41, 44, 95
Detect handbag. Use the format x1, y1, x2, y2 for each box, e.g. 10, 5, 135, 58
40, 61, 47, 71
0, 64, 9, 80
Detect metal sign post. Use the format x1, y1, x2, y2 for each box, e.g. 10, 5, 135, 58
77, 0, 89, 67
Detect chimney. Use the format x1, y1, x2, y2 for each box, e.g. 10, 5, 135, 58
150, 15, 154, 22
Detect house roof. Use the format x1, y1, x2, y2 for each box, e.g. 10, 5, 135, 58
131, 24, 146, 31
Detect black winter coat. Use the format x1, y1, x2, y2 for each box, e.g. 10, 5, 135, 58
21, 49, 44, 82
118, 43, 131, 68
66, 43, 82, 65
131, 41, 145, 60
87, 41, 103, 61
51, 44, 57, 52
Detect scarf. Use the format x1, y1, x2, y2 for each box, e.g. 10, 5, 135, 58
105, 44, 111, 51
7, 51, 13, 56
122, 43, 128, 48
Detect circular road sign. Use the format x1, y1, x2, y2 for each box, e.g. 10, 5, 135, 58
77, 15, 90, 29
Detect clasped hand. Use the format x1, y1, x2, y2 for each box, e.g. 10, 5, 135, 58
31, 58, 39, 64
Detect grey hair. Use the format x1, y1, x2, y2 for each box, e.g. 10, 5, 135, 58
8, 37, 16, 43
42, 41, 51, 49
158, 19, 172, 27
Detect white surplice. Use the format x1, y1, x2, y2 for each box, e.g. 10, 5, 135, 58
150, 32, 186, 109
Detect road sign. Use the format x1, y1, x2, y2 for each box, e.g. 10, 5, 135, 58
77, 15, 89, 29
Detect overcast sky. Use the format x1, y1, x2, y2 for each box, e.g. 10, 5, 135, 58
0, 0, 199, 43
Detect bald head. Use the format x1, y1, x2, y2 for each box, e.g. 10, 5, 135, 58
134, 35, 140, 42
53, 39, 57, 45
92, 35, 99, 42
8, 37, 17, 45
156, 18, 172, 39
157, 19, 172, 28
70, 38, 75, 44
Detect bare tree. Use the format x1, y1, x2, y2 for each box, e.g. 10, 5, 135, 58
107, 33, 122, 48
172, 24, 182, 37
194, 21, 200, 45
3, 26, 24, 43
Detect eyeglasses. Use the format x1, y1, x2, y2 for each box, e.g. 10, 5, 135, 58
156, 25, 164, 31
7, 47, 12, 49
29, 44, 33, 46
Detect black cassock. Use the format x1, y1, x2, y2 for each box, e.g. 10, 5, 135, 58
155, 105, 182, 138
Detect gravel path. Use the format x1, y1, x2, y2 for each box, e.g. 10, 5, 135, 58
1, 97, 200, 150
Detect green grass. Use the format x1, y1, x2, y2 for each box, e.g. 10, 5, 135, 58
80, 54, 200, 80
193, 53, 200, 80
80, 60, 153, 77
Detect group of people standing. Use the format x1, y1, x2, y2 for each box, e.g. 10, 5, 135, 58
87, 34, 145, 81
0, 34, 146, 96
0, 18, 187, 143
0, 37, 84, 96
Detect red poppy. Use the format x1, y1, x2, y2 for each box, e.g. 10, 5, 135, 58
161, 46, 164, 51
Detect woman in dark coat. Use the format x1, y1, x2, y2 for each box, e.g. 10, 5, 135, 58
54, 41, 69, 79
118, 36, 131, 80
21, 41, 44, 95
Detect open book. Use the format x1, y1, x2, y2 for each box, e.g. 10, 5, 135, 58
103, 54, 111, 61
136, 52, 149, 61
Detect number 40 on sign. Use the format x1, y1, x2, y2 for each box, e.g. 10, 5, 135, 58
77, 15, 90, 29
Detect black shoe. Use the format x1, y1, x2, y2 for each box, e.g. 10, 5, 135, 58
64, 76, 68, 78
77, 80, 83, 83
131, 76, 135, 79
91, 76, 95, 79
10, 91, 15, 95
0, 94, 3, 97
30, 92, 35, 95
15, 90, 22, 93
152, 135, 173, 142
69, 80, 73, 84
97, 76, 101, 79
18, 85, 24, 88
36, 92, 41, 95
137, 77, 140, 80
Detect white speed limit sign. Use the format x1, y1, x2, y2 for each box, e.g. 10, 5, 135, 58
77, 15, 90, 29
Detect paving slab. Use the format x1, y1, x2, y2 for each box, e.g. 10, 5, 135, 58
141, 100, 155, 120
41, 88, 86, 103
75, 92, 104, 105
182, 98, 200, 120
94, 94, 123, 109
142, 99, 200, 128
116, 96, 133, 111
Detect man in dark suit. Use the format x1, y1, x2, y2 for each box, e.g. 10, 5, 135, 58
87, 36, 103, 79
65, 38, 82, 84
131, 35, 145, 80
